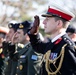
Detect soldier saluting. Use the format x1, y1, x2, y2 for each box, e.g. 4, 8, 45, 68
28, 3, 76, 75
0, 26, 9, 75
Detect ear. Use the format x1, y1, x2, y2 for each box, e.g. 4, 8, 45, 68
25, 34, 30, 40
57, 20, 63, 28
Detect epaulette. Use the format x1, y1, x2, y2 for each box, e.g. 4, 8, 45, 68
63, 37, 74, 46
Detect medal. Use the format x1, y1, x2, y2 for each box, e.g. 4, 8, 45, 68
19, 65, 23, 70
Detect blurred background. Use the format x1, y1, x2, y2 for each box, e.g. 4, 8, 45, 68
0, 0, 76, 35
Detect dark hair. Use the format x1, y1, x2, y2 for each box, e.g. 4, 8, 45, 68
54, 16, 69, 28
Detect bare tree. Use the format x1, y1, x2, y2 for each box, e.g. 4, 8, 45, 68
0, 0, 47, 26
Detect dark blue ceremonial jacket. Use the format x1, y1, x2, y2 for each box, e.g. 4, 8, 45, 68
28, 33, 76, 75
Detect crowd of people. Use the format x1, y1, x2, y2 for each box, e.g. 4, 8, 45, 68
0, 2, 76, 75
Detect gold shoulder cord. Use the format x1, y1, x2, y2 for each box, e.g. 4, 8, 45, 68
44, 44, 67, 75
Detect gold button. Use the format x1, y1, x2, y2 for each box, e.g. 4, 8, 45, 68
19, 65, 23, 70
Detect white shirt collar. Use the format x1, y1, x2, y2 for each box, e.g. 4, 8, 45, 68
51, 31, 66, 43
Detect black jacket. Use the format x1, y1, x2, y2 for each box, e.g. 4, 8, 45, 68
28, 33, 76, 75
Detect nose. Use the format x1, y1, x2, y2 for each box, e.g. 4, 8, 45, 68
43, 19, 46, 25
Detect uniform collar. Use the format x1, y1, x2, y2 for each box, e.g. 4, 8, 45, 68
51, 31, 66, 43
24, 42, 30, 47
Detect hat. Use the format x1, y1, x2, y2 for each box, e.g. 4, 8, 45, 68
9, 20, 18, 24
66, 25, 76, 33
18, 21, 31, 31
42, 3, 75, 21
8, 23, 19, 31
0, 26, 9, 34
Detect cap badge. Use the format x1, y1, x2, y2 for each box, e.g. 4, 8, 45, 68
9, 25, 12, 28
19, 24, 24, 28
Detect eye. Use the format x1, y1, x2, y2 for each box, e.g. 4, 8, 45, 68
46, 18, 49, 20
46, 17, 51, 21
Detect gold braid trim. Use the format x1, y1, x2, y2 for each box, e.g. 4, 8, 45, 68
44, 44, 67, 75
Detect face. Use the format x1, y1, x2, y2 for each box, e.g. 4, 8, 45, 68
16, 29, 26, 44
43, 17, 59, 35
67, 32, 74, 39
6, 28, 15, 42
67, 32, 76, 42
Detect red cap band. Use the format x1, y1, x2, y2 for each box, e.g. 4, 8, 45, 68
48, 8, 72, 21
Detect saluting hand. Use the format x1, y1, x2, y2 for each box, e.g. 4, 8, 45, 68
30, 15, 40, 34
11, 32, 18, 44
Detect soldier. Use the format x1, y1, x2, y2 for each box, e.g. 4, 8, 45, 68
66, 25, 76, 44
10, 21, 43, 75
28, 3, 76, 75
3, 23, 19, 75
0, 26, 9, 75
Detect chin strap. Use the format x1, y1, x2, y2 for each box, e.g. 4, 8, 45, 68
44, 44, 67, 75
